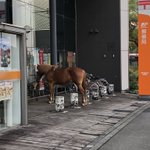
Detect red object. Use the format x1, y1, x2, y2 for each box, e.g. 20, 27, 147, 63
0, 48, 1, 67
138, 0, 150, 9
39, 80, 44, 90
138, 14, 150, 95
39, 49, 44, 64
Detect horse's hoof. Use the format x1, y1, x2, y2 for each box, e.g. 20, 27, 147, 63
48, 101, 53, 104
82, 103, 87, 106
82, 103, 85, 106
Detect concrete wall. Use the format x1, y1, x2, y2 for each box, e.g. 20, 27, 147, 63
120, 0, 129, 91
12, 0, 35, 50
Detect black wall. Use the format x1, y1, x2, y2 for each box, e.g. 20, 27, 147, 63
35, 0, 75, 53
76, 0, 121, 91
6, 0, 12, 23
35, 30, 50, 50
0, 0, 12, 23
57, 0, 75, 51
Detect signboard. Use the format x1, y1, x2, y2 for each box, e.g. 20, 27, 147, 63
39, 49, 44, 64
0, 81, 13, 101
138, 0, 150, 95
0, 37, 11, 69
67, 51, 75, 67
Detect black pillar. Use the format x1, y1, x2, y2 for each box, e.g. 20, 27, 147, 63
50, 0, 57, 65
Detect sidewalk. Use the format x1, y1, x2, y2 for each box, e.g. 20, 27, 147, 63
0, 93, 149, 150
99, 104, 150, 150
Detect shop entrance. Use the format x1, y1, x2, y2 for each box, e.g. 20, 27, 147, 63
0, 23, 27, 130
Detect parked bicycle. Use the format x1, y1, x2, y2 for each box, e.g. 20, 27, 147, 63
86, 73, 114, 100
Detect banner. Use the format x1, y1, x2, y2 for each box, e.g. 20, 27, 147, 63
138, 0, 150, 95
39, 49, 44, 64
0, 81, 13, 101
0, 37, 11, 69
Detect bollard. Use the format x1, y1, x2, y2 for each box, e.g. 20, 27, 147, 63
100, 86, 107, 96
91, 88, 99, 100
108, 84, 114, 94
70, 93, 78, 107
55, 96, 64, 112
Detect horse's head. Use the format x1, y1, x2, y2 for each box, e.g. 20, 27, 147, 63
37, 64, 52, 74
36, 64, 50, 81
35, 70, 43, 82
36, 64, 58, 81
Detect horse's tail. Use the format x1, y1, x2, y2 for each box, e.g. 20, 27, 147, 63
82, 72, 87, 92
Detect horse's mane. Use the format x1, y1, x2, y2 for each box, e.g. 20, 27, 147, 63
37, 64, 57, 74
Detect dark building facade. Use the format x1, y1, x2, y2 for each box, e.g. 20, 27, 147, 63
0, 0, 12, 23
0, 0, 129, 130
76, 0, 121, 91
36, 0, 75, 51
0, 0, 128, 91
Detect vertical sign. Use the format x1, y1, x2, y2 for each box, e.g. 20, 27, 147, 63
39, 49, 44, 64
38, 48, 44, 91
0, 37, 11, 68
67, 51, 75, 67
138, 0, 150, 95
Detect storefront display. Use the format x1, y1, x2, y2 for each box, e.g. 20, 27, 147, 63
0, 81, 13, 101
0, 23, 27, 130
27, 48, 51, 98
0, 32, 20, 128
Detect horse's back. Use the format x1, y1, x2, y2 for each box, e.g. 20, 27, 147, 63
53, 67, 72, 84
68, 67, 86, 83
69, 67, 86, 76
37, 64, 52, 74
53, 67, 86, 84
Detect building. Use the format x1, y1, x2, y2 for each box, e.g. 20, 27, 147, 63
0, 0, 129, 130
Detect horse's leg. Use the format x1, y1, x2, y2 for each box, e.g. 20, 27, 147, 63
52, 84, 55, 103
82, 78, 88, 105
49, 82, 55, 104
77, 84, 87, 106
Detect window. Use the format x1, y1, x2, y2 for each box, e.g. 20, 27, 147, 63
0, 0, 6, 22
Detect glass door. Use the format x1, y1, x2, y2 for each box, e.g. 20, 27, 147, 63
0, 32, 21, 129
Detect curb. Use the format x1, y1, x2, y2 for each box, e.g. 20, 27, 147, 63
83, 101, 150, 150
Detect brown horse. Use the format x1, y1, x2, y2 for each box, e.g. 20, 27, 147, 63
37, 64, 88, 106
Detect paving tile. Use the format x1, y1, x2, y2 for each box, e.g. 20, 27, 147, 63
0, 94, 149, 150
104, 118, 120, 124
57, 144, 82, 150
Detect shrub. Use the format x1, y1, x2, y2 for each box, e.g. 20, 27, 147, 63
129, 66, 138, 93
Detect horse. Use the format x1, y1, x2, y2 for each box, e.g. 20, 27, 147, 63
36, 64, 88, 106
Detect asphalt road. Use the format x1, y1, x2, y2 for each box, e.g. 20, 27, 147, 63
99, 107, 150, 150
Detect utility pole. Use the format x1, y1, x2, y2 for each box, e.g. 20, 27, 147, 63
50, 0, 57, 65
